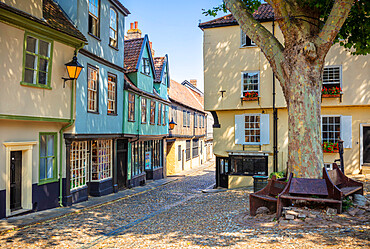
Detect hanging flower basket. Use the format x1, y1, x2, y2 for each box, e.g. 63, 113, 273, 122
322, 87, 342, 98
322, 141, 339, 153
242, 92, 258, 101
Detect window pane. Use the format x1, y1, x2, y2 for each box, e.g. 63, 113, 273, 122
38, 72, 47, 85
24, 69, 35, 83
47, 135, 54, 156
40, 158, 46, 180
47, 157, 54, 178
40, 135, 47, 157
25, 54, 36, 69
39, 40, 49, 57
26, 36, 37, 53
39, 58, 48, 72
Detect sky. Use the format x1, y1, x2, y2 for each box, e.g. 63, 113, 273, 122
122, 0, 226, 92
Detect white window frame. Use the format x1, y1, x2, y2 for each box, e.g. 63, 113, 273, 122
90, 140, 113, 182
240, 29, 256, 47
235, 114, 269, 145
142, 58, 150, 75
241, 71, 260, 97
321, 115, 352, 148
323, 65, 342, 88
70, 141, 88, 190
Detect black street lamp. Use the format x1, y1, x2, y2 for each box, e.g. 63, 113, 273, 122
169, 118, 177, 130
62, 51, 84, 87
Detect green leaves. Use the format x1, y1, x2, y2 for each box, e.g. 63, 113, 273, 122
202, 0, 261, 17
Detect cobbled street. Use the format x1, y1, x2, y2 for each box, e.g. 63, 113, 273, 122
0, 164, 369, 249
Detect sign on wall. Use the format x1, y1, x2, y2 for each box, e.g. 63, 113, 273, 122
145, 151, 151, 170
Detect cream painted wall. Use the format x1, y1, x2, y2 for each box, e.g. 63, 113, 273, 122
0, 120, 66, 190
0, 23, 74, 119
203, 22, 370, 111
1, 0, 43, 19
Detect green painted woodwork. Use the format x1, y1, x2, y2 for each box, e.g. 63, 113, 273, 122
21, 31, 54, 89
0, 114, 70, 122
38, 132, 58, 185
0, 8, 85, 48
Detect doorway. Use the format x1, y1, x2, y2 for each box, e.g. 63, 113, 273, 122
363, 126, 370, 165
182, 150, 185, 171
117, 140, 128, 189
10, 151, 22, 211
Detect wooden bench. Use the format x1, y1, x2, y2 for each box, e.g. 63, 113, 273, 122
276, 173, 342, 217
324, 163, 363, 197
249, 175, 287, 216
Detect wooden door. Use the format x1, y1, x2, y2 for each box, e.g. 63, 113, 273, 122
364, 127, 370, 164
10, 151, 22, 211
117, 140, 128, 189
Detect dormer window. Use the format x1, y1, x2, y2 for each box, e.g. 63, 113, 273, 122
88, 0, 100, 38
241, 29, 256, 47
142, 58, 150, 75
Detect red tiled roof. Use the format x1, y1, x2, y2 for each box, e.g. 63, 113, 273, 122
124, 38, 144, 73
169, 80, 204, 112
0, 0, 87, 42
199, 3, 274, 29
154, 57, 165, 82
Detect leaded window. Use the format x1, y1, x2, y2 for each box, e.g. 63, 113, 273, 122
186, 140, 191, 161
88, 66, 99, 112
23, 35, 52, 87
88, 0, 100, 37
109, 8, 118, 47
39, 133, 57, 183
158, 103, 162, 125
142, 58, 150, 75
107, 74, 116, 115
141, 98, 147, 123
91, 140, 112, 181
128, 93, 135, 121
70, 141, 88, 190
150, 100, 156, 124
245, 114, 261, 143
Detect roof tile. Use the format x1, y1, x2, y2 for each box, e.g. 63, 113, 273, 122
169, 80, 204, 112
154, 57, 165, 82
124, 38, 144, 72
199, 3, 274, 29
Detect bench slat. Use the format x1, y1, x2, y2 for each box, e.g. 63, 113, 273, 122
252, 194, 277, 202
341, 186, 362, 196
279, 195, 342, 203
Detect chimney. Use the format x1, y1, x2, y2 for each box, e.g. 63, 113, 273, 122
190, 79, 197, 88
149, 41, 155, 57
126, 21, 142, 40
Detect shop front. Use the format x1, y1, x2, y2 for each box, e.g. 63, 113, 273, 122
63, 135, 119, 206
130, 138, 164, 187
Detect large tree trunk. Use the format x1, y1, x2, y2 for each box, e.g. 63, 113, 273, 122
284, 56, 324, 178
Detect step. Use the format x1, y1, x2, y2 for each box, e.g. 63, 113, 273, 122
361, 165, 370, 174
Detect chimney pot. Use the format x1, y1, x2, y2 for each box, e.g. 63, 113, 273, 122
190, 79, 197, 87
130, 23, 133, 29
135, 21, 138, 29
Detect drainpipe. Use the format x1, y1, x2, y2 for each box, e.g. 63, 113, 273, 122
58, 47, 83, 206
272, 20, 278, 173
58, 77, 74, 206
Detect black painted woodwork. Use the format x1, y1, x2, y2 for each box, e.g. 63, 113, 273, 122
10, 151, 22, 211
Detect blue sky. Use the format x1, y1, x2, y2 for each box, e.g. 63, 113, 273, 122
122, 0, 226, 92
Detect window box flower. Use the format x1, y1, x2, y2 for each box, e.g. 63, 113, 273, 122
322, 87, 342, 98
322, 141, 339, 153
242, 92, 259, 101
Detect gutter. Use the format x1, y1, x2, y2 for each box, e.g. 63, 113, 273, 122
272, 19, 278, 172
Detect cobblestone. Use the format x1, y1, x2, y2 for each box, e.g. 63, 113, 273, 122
0, 167, 369, 248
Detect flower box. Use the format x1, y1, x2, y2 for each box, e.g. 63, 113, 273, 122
322, 94, 340, 98
242, 97, 258, 101
322, 141, 339, 153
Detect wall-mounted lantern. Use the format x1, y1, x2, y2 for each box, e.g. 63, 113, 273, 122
169, 118, 177, 130
62, 51, 84, 87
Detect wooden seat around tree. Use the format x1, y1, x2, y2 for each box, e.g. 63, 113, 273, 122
323, 163, 363, 197
249, 175, 287, 216
276, 173, 342, 218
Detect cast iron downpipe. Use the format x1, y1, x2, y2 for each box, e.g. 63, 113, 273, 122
272, 19, 278, 173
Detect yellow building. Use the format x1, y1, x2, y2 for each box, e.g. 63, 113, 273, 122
166, 80, 208, 175
199, 4, 370, 188
0, 0, 86, 218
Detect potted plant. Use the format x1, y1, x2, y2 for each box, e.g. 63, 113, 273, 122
242, 91, 259, 101
322, 86, 342, 98
322, 141, 339, 153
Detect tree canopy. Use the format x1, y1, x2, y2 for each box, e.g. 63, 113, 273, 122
203, 0, 369, 55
